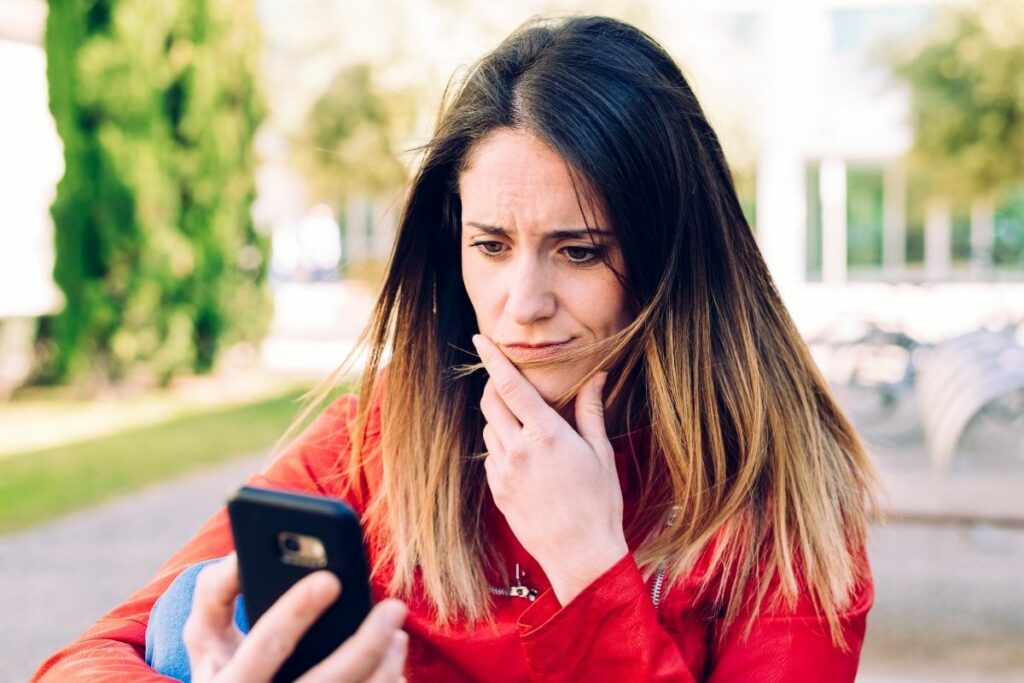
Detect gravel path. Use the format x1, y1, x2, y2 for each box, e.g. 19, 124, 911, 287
859, 522, 1024, 682
2, 451, 1023, 682
0, 453, 267, 682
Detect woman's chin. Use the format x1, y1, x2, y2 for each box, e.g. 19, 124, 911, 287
521, 368, 584, 406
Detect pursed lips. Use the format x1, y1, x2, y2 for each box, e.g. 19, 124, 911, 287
497, 340, 575, 362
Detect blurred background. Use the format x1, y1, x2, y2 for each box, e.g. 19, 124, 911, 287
1, 0, 1022, 680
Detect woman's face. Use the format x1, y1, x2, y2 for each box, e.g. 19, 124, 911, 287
459, 128, 631, 403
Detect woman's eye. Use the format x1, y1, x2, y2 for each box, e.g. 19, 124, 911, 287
562, 245, 601, 264
470, 241, 507, 257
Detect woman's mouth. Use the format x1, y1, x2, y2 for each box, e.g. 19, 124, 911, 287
497, 341, 575, 363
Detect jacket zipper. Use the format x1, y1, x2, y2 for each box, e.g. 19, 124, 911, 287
649, 562, 668, 610
489, 563, 539, 602
649, 505, 680, 612
490, 507, 679, 610
489, 565, 667, 608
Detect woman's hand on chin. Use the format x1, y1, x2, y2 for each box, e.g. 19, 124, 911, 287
472, 334, 629, 606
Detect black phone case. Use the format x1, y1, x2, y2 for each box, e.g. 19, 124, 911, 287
227, 486, 373, 683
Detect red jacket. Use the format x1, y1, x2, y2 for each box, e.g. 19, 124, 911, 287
33, 395, 872, 682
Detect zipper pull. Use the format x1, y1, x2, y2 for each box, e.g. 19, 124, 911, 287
509, 585, 537, 601
510, 564, 538, 601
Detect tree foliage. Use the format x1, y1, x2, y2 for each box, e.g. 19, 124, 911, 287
289, 64, 410, 209
44, 0, 270, 386
888, 0, 1024, 201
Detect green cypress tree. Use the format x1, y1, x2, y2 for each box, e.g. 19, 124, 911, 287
44, 0, 269, 387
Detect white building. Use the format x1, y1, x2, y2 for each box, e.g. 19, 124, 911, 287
645, 0, 1024, 342
0, 0, 62, 395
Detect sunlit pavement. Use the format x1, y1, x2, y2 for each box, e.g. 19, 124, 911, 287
859, 522, 1024, 682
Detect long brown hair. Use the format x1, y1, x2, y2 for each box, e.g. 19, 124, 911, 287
298, 15, 880, 645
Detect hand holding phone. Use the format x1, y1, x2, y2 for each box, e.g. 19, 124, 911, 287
182, 485, 405, 683
182, 553, 408, 683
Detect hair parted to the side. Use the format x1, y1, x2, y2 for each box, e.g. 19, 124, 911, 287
291, 14, 882, 646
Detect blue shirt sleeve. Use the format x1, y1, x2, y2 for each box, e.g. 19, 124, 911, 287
145, 557, 249, 682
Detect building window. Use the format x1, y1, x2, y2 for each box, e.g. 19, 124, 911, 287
846, 166, 885, 277
905, 176, 926, 272
951, 207, 972, 271
994, 187, 1024, 278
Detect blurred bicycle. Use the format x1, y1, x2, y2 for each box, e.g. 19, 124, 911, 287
808, 320, 926, 448
810, 315, 1024, 471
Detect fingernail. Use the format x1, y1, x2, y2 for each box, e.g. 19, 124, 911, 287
471, 334, 487, 356
379, 599, 408, 627
313, 572, 341, 602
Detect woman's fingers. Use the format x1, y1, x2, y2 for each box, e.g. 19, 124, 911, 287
574, 371, 611, 461
186, 564, 406, 683
298, 599, 408, 683
480, 379, 520, 434
218, 571, 341, 682
472, 334, 558, 438
482, 422, 503, 456
187, 554, 242, 635
359, 630, 408, 683
481, 379, 522, 457
184, 554, 246, 677
362, 630, 405, 683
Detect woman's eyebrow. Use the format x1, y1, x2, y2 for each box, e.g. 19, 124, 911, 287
465, 222, 613, 239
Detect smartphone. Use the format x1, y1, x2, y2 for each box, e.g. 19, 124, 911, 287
227, 485, 373, 683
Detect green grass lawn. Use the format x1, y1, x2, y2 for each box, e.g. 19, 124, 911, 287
0, 386, 323, 533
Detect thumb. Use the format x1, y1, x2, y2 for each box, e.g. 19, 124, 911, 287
575, 372, 610, 454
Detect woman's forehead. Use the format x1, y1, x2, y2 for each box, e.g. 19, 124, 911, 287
458, 129, 609, 231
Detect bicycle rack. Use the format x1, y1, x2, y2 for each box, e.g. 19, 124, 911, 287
915, 330, 1024, 471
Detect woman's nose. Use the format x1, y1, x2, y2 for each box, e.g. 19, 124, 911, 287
505, 259, 556, 324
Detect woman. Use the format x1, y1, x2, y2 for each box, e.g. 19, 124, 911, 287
34, 15, 880, 683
